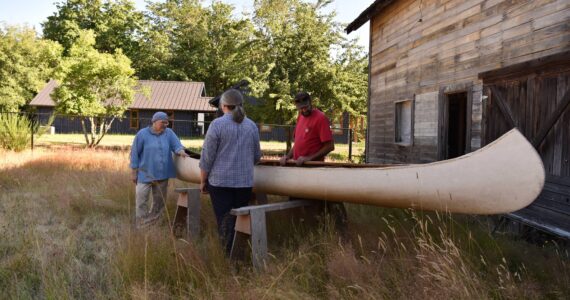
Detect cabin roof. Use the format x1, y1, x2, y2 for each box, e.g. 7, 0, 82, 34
345, 0, 396, 34
29, 79, 216, 112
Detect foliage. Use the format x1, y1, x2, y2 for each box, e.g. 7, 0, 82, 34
42, 0, 145, 57
51, 29, 138, 147
245, 0, 368, 124
0, 112, 31, 151
0, 25, 62, 111
138, 0, 257, 96
40, 0, 368, 126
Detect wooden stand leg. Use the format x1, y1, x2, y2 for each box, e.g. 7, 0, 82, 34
231, 215, 251, 261
187, 189, 201, 240
250, 209, 267, 271
173, 193, 188, 236
172, 188, 201, 239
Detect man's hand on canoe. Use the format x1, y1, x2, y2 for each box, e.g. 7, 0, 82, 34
295, 156, 310, 166
279, 155, 289, 166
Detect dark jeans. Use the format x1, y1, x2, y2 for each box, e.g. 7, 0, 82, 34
208, 184, 252, 254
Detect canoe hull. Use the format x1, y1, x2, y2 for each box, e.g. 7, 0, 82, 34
175, 129, 545, 215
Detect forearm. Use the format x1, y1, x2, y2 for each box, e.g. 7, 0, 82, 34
307, 141, 334, 161
200, 169, 208, 183
284, 146, 294, 159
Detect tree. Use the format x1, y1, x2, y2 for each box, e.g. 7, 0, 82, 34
0, 25, 62, 111
42, 0, 145, 57
139, 0, 256, 95
245, 0, 368, 126
51, 30, 138, 147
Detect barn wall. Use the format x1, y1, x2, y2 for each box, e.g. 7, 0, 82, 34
367, 0, 570, 163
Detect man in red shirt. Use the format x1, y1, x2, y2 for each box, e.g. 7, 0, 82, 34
280, 92, 335, 166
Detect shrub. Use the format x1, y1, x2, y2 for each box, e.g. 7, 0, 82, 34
0, 112, 31, 151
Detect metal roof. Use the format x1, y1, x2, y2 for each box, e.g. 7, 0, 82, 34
29, 79, 216, 112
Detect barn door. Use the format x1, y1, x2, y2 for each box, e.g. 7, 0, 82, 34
482, 72, 570, 177
479, 52, 570, 237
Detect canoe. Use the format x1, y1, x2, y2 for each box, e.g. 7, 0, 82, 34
175, 128, 545, 214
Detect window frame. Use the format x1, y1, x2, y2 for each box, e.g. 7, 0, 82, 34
394, 98, 415, 146
129, 109, 139, 129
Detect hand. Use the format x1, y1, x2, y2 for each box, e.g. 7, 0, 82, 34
177, 149, 189, 157
131, 170, 137, 184
279, 155, 289, 166
295, 156, 310, 166
200, 181, 208, 194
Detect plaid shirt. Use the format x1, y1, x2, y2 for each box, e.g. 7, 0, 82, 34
199, 113, 261, 187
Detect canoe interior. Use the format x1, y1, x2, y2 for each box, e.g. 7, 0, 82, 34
183, 148, 399, 168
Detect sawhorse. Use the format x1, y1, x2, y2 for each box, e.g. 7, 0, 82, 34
229, 200, 316, 270
172, 187, 201, 239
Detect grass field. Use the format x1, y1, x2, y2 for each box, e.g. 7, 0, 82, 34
36, 133, 365, 161
1, 148, 569, 298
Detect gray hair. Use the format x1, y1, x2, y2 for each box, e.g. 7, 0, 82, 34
220, 89, 245, 123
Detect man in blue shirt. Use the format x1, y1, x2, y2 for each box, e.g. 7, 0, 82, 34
130, 111, 188, 228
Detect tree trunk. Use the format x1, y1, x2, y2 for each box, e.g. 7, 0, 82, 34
88, 117, 98, 148
80, 118, 90, 147
94, 117, 115, 147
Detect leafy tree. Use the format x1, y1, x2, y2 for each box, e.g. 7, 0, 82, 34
0, 25, 62, 112
51, 30, 138, 147
140, 0, 256, 96
42, 0, 145, 57
246, 0, 367, 126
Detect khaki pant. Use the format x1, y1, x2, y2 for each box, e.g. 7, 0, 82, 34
135, 180, 168, 220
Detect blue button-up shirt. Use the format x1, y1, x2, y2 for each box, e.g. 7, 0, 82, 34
130, 127, 184, 183
199, 113, 261, 187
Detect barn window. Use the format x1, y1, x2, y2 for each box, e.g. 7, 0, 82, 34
130, 110, 139, 129
395, 100, 413, 145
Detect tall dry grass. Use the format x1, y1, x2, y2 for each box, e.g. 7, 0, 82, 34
1, 148, 569, 299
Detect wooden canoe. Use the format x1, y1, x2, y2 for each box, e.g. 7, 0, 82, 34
175, 128, 545, 214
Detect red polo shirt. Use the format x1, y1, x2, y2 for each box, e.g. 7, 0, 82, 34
293, 109, 333, 160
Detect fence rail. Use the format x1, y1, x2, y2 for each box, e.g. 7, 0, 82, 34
1, 111, 363, 161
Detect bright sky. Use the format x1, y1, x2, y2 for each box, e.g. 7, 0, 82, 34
0, 0, 370, 49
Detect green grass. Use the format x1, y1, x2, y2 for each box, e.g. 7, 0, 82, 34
36, 133, 365, 161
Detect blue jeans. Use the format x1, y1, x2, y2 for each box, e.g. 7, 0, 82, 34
207, 184, 252, 254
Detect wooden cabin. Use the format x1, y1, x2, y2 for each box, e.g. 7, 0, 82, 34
347, 0, 570, 238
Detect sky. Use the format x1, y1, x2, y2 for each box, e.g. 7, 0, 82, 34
0, 0, 371, 49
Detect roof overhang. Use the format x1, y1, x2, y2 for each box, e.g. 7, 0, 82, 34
345, 0, 397, 34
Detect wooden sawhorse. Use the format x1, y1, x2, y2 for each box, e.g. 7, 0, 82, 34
229, 200, 316, 270
172, 188, 201, 239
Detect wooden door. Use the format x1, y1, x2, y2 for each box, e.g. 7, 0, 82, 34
479, 52, 570, 237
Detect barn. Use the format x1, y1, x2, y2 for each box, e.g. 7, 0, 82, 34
346, 0, 570, 237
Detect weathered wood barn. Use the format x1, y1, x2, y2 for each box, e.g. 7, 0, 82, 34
29, 80, 216, 137
347, 0, 570, 237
